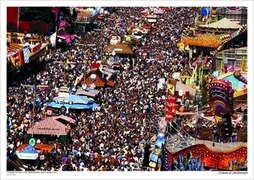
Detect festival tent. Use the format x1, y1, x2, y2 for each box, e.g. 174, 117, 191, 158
16, 144, 38, 160
198, 18, 241, 30
27, 117, 69, 136
103, 43, 133, 55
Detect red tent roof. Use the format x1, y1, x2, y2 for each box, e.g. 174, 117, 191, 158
27, 117, 68, 135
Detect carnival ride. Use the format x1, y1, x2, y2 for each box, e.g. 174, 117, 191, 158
149, 69, 248, 171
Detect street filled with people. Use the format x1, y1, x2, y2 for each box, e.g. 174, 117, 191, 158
6, 7, 247, 171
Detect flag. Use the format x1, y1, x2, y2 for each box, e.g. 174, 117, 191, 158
167, 83, 175, 95
165, 91, 177, 121
166, 79, 176, 95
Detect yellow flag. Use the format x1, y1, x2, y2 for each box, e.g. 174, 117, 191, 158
214, 115, 222, 123
167, 83, 175, 95
240, 56, 247, 72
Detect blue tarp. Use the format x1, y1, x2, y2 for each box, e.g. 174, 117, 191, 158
20, 144, 38, 154
49, 93, 100, 110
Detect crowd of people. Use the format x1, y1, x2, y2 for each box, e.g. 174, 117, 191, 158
6, 7, 246, 172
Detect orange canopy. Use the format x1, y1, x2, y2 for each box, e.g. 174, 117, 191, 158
17, 143, 55, 153
181, 34, 223, 48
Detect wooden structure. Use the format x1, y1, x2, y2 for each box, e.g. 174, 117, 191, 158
103, 43, 133, 55
85, 68, 115, 88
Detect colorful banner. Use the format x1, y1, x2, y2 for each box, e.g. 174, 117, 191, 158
165, 91, 177, 121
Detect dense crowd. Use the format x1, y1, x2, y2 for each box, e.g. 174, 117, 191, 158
6, 7, 246, 172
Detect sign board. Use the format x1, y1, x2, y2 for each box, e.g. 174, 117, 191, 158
29, 138, 36, 147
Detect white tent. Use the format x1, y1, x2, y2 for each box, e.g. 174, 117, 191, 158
198, 18, 241, 29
